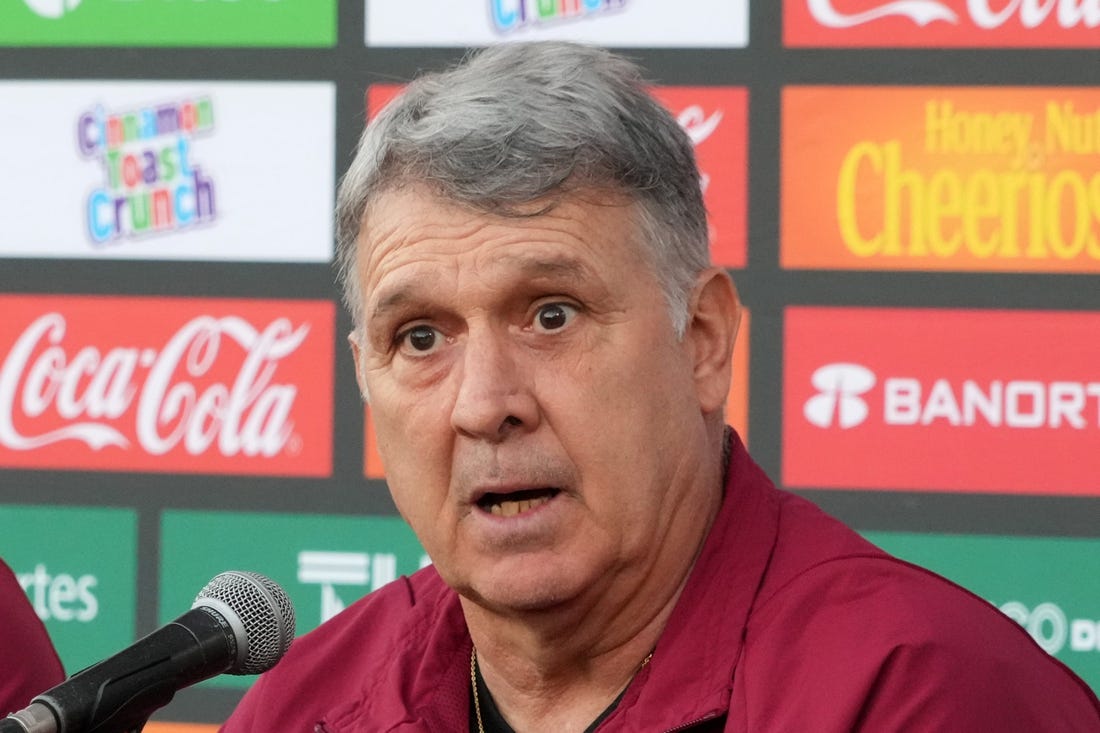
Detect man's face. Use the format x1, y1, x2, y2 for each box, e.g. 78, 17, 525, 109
352, 186, 728, 615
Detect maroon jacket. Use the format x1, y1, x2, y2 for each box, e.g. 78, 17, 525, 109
0, 559, 65, 716
222, 436, 1100, 731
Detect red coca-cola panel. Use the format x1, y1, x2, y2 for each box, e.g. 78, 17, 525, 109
783, 306, 1100, 495
785, 0, 1100, 48
367, 84, 748, 268
0, 295, 334, 476
649, 87, 748, 268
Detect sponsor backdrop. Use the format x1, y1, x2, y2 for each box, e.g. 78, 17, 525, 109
0, 0, 1097, 726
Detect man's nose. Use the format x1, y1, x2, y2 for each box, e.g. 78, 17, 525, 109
450, 328, 539, 442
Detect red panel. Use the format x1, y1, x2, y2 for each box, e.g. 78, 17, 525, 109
783, 306, 1100, 495
0, 295, 333, 476
785, 0, 1100, 48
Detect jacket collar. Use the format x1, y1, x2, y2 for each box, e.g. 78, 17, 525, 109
607, 432, 780, 730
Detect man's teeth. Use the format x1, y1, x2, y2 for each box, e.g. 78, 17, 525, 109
487, 494, 552, 517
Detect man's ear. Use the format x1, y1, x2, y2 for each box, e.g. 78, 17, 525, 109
685, 268, 741, 414
348, 330, 370, 403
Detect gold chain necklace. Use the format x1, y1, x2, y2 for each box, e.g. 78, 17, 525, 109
471, 646, 485, 733
469, 647, 653, 733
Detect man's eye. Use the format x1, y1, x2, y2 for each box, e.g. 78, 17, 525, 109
398, 325, 442, 354
534, 303, 577, 332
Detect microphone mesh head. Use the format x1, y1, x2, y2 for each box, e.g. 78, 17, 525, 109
194, 571, 296, 675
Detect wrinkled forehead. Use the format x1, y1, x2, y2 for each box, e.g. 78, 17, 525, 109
356, 182, 649, 272
352, 184, 660, 316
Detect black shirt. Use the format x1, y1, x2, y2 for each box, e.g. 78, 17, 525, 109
469, 656, 626, 733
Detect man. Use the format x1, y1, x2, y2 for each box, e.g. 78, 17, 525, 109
0, 558, 65, 715
222, 42, 1100, 731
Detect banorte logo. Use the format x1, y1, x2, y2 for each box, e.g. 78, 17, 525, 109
783, 307, 1100, 495
489, 0, 628, 33
803, 363, 876, 429
77, 97, 217, 246
805, 362, 1100, 432
786, 0, 1100, 46
24, 0, 82, 18
0, 296, 333, 475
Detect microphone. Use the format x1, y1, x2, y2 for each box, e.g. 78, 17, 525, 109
2, 571, 296, 733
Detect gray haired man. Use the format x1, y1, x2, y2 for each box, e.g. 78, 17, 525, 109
222, 42, 1100, 732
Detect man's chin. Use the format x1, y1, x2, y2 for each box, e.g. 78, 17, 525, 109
460, 574, 583, 616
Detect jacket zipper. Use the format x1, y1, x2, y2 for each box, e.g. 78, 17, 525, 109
662, 711, 721, 732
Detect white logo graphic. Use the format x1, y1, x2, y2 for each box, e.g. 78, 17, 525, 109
808, 0, 957, 27
298, 551, 397, 624
804, 364, 1100, 430
0, 313, 307, 456
677, 105, 723, 194
804, 363, 876, 428
1000, 601, 1100, 655
16, 564, 99, 622
677, 105, 723, 147
24, 0, 82, 19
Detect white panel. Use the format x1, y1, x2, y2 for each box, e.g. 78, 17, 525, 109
366, 0, 749, 48
0, 81, 335, 262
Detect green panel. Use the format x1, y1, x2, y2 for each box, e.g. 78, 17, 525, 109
864, 531, 1100, 693
0, 504, 137, 674
2, 1, 335, 47
160, 509, 426, 688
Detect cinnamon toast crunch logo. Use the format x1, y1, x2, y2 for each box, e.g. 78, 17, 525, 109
78, 97, 216, 245
490, 0, 628, 33
366, 0, 747, 48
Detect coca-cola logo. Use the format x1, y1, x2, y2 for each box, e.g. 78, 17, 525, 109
0, 297, 334, 476
677, 105, 724, 146
806, 0, 1100, 29
809, 0, 958, 27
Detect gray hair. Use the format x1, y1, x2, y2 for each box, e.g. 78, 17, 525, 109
335, 41, 710, 336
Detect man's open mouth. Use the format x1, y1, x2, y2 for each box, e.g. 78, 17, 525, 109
476, 487, 561, 517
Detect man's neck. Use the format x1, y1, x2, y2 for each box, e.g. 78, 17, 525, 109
464, 592, 674, 733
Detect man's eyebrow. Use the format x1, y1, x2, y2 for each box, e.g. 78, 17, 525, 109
370, 286, 423, 319
499, 253, 595, 280
371, 254, 597, 319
